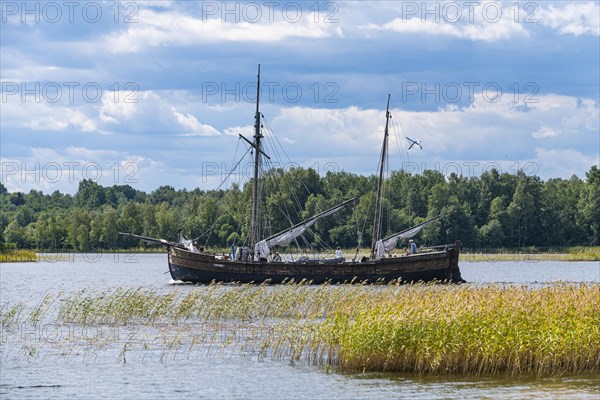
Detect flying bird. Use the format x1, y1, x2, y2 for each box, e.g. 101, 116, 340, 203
405, 136, 422, 150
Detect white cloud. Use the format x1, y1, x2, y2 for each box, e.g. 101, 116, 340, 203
539, 3, 600, 36
0, 47, 114, 84
2, 88, 242, 139
270, 106, 384, 157
140, 1, 174, 8
363, 18, 529, 42
531, 148, 599, 179
533, 126, 559, 139
103, 9, 342, 54
223, 126, 254, 136
358, 2, 600, 40
171, 107, 221, 136
1, 146, 181, 194
360, 2, 530, 42
99, 90, 140, 123
526, 94, 599, 135
2, 99, 99, 133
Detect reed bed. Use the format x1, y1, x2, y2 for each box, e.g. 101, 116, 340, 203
461, 253, 559, 262
56, 284, 372, 325
3, 283, 599, 376
462, 246, 600, 262
564, 246, 600, 261
0, 250, 38, 262
325, 284, 600, 376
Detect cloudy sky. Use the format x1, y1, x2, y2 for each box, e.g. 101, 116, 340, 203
1, 0, 599, 194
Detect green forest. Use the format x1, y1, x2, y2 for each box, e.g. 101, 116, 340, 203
1, 165, 599, 252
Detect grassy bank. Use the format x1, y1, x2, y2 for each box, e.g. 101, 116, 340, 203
0, 247, 167, 263
461, 246, 600, 262
0, 249, 38, 262
5, 283, 598, 376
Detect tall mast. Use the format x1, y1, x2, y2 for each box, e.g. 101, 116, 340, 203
371, 94, 391, 259
250, 64, 262, 258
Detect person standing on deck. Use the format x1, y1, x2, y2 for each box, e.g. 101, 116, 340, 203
409, 239, 418, 255
335, 246, 343, 258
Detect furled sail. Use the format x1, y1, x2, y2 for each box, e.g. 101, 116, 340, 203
255, 197, 357, 259
180, 238, 200, 253
374, 216, 441, 259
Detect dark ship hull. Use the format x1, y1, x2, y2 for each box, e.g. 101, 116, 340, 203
168, 242, 464, 284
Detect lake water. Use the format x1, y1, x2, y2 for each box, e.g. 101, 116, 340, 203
1, 254, 599, 399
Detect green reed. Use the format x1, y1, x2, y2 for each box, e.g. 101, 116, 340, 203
3, 283, 598, 376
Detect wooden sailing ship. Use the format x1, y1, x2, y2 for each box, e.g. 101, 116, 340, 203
122, 66, 464, 284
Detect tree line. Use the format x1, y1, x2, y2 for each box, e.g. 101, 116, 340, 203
1, 165, 599, 252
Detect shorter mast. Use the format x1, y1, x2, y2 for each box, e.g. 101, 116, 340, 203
371, 94, 391, 259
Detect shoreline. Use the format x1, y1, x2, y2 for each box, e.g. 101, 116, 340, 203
460, 252, 600, 262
